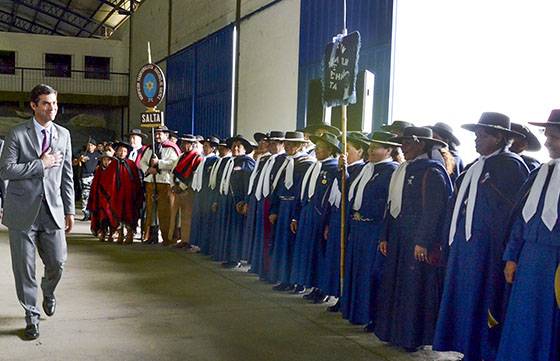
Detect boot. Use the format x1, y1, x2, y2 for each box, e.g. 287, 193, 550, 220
124, 227, 134, 244
116, 227, 124, 244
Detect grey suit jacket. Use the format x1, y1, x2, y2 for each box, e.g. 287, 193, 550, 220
0, 119, 75, 230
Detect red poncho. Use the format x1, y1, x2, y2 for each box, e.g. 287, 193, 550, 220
173, 150, 202, 184
87, 165, 118, 234
112, 158, 144, 227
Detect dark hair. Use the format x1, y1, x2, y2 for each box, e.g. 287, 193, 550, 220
30, 84, 57, 104
390, 147, 404, 163
425, 143, 456, 176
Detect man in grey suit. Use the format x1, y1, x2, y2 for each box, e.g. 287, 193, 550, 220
0, 84, 75, 340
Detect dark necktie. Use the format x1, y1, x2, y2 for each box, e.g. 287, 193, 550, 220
41, 129, 49, 154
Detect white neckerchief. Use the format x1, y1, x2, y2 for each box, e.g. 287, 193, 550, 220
328, 159, 364, 207
220, 157, 236, 195
448, 149, 501, 245
388, 153, 428, 217
247, 152, 270, 195
272, 152, 307, 191
350, 158, 392, 211
300, 157, 333, 200
522, 159, 560, 231
209, 156, 227, 190
262, 152, 285, 197
255, 152, 283, 200
192, 155, 216, 191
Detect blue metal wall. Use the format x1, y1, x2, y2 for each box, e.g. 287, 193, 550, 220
297, 0, 393, 130
166, 26, 233, 138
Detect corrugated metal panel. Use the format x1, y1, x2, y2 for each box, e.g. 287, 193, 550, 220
297, 0, 393, 130
166, 26, 233, 137
195, 26, 234, 138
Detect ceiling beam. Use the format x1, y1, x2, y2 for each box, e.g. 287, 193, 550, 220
94, 0, 130, 14
0, 8, 64, 35
87, 0, 127, 38
52, 0, 73, 34
10, 0, 94, 35
76, 0, 106, 37
9, 0, 18, 31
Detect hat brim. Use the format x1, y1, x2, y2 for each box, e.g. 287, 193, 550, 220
346, 137, 370, 151
268, 137, 285, 141
461, 123, 525, 138
392, 135, 448, 148
304, 124, 342, 137
517, 130, 541, 151
254, 133, 269, 143
428, 126, 461, 146
154, 129, 171, 133
309, 135, 342, 153
528, 121, 560, 127
228, 137, 254, 154
284, 138, 309, 143
369, 139, 402, 147
127, 132, 148, 139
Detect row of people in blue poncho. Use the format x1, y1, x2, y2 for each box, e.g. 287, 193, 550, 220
186, 110, 558, 361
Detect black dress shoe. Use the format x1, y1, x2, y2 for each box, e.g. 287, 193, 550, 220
303, 288, 319, 300
327, 300, 340, 312
292, 285, 306, 294
23, 324, 39, 340
284, 284, 295, 292
272, 283, 290, 292
43, 296, 56, 317
313, 293, 329, 304
363, 321, 375, 333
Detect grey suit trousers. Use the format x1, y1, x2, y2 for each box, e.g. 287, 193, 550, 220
9, 199, 67, 326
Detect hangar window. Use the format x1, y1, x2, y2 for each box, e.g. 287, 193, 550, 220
45, 53, 72, 78
0, 51, 16, 75
85, 56, 110, 80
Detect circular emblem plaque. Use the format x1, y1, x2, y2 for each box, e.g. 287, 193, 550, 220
136, 63, 166, 108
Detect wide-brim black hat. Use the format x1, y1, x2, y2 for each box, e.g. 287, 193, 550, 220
218, 138, 229, 148
462, 112, 524, 137
126, 128, 148, 139
429, 122, 461, 146
180, 134, 197, 142
381, 120, 414, 133
345, 132, 370, 152
227, 135, 254, 154
204, 136, 220, 146
268, 131, 285, 141
393, 126, 448, 147
302, 123, 342, 137
154, 126, 171, 133
529, 109, 560, 128
368, 131, 401, 147
113, 141, 133, 153
284, 131, 309, 143
254, 132, 269, 143
511, 123, 541, 151
309, 132, 342, 153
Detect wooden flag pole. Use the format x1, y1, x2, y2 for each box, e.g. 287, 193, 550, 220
339, 104, 348, 295
339, 14, 349, 296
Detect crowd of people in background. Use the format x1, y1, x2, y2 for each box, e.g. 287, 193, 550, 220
73, 111, 560, 361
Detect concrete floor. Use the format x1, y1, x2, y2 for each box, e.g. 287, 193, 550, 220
0, 220, 462, 361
